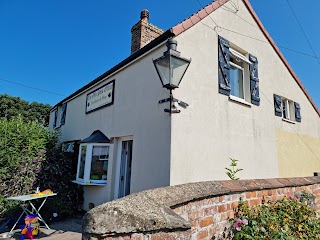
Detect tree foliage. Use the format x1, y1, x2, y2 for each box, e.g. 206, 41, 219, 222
0, 94, 51, 126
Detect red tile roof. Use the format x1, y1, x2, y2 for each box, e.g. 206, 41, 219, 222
172, 0, 229, 35
170, 0, 320, 117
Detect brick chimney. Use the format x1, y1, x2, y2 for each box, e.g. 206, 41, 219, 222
131, 10, 164, 53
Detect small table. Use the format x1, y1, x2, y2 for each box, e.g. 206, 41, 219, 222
6, 193, 57, 234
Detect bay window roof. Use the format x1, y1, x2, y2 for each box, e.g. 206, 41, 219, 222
80, 130, 110, 143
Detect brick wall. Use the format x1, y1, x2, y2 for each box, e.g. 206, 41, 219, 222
171, 184, 320, 239
83, 177, 320, 240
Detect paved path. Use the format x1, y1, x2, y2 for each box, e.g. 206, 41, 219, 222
10, 217, 82, 240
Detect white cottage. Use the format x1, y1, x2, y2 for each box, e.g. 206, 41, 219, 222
50, 0, 320, 210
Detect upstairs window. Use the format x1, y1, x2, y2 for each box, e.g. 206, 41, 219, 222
218, 36, 260, 106
52, 103, 67, 129
282, 98, 293, 120
60, 102, 67, 125
53, 108, 58, 128
274, 94, 301, 123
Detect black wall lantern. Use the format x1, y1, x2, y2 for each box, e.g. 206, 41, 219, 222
153, 39, 191, 114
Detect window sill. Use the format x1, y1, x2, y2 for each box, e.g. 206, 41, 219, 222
72, 180, 107, 186
282, 118, 296, 124
229, 95, 252, 107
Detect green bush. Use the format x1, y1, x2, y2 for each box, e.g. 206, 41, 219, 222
0, 116, 82, 220
231, 195, 320, 239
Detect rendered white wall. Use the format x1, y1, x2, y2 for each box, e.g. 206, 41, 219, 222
170, 0, 320, 185
50, 45, 172, 210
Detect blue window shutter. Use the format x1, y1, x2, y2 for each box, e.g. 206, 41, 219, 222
294, 102, 301, 122
60, 103, 67, 125
274, 94, 282, 117
218, 36, 231, 95
53, 109, 58, 128
249, 54, 260, 106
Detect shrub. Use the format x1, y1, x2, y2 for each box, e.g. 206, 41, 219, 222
231, 195, 320, 239
0, 116, 82, 220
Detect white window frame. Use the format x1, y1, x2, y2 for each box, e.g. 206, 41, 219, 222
228, 47, 251, 103
230, 48, 252, 64
282, 99, 290, 120
76, 143, 113, 185
281, 98, 295, 121
229, 61, 245, 100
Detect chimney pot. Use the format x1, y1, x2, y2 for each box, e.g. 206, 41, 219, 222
140, 9, 149, 21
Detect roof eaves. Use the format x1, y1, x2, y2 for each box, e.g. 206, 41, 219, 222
51, 29, 174, 110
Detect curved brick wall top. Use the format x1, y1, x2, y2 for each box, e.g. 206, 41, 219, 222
83, 177, 320, 237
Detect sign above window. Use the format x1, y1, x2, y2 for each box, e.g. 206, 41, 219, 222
86, 80, 115, 114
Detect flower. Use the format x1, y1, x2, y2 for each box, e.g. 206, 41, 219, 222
233, 218, 249, 231
233, 218, 243, 231
242, 219, 248, 225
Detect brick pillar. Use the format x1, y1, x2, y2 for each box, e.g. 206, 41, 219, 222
131, 10, 164, 53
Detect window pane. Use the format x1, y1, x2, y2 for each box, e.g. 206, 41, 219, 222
282, 100, 287, 119
78, 145, 86, 179
90, 146, 109, 181
230, 65, 244, 99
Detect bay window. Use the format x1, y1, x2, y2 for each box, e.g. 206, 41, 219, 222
74, 130, 113, 185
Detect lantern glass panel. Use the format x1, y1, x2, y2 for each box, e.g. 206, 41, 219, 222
170, 55, 190, 88
154, 55, 171, 87
154, 54, 190, 89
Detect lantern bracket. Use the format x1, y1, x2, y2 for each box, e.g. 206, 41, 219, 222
158, 98, 189, 108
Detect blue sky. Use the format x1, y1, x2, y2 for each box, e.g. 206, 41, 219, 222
0, 0, 319, 109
